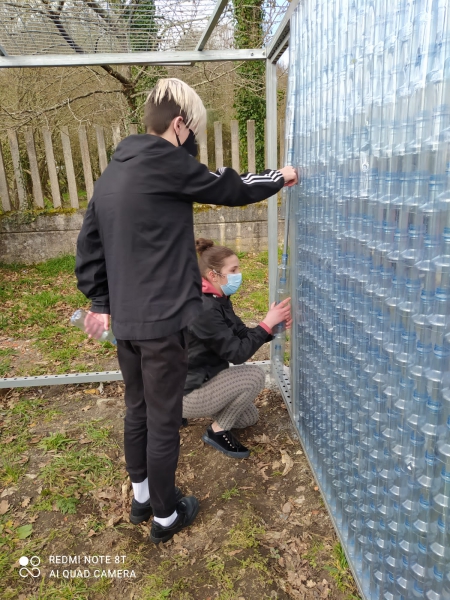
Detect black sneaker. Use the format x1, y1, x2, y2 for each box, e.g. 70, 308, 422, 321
150, 496, 200, 544
129, 486, 183, 525
202, 426, 250, 458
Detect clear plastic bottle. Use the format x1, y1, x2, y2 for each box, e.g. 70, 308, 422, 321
70, 309, 116, 345
272, 257, 290, 367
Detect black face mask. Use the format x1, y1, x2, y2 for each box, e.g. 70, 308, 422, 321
176, 129, 198, 158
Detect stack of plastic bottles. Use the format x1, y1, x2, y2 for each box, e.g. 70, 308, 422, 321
285, 0, 450, 598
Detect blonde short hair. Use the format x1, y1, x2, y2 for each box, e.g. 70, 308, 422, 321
143, 78, 206, 137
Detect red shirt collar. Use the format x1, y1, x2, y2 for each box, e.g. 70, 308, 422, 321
202, 278, 223, 296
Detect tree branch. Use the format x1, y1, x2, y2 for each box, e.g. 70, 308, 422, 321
100, 64, 133, 88
1, 89, 122, 128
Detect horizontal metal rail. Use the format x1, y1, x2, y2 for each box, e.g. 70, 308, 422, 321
0, 361, 271, 389
0, 49, 266, 69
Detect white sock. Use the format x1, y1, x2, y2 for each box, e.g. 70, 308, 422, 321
154, 510, 177, 527
132, 478, 150, 504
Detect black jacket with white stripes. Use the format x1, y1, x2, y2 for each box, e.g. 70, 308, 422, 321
75, 134, 285, 340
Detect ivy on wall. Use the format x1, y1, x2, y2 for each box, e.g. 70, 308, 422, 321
233, 0, 266, 173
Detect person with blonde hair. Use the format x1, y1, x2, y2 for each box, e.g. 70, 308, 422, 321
76, 77, 298, 544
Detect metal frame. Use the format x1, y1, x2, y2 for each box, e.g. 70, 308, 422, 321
0, 48, 265, 68
194, 0, 229, 52
0, 2, 293, 395
0, 361, 272, 389
265, 0, 299, 308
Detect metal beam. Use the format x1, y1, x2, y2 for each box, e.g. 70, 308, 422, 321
0, 49, 265, 69
195, 0, 229, 51
266, 0, 300, 63
0, 361, 271, 389
266, 59, 278, 308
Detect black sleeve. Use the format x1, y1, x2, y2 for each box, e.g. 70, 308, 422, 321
75, 200, 110, 314
232, 312, 273, 342
181, 156, 285, 206
190, 306, 270, 364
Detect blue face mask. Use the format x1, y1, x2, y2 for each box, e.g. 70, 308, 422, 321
220, 273, 242, 296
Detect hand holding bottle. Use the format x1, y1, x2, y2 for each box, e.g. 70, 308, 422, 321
262, 298, 292, 331
70, 309, 115, 345
84, 311, 110, 340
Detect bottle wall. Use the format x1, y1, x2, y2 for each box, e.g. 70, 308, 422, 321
286, 1, 450, 598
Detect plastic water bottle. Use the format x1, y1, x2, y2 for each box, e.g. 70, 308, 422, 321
272, 257, 290, 368
70, 309, 116, 345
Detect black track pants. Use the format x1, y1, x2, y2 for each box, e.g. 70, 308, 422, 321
117, 330, 187, 518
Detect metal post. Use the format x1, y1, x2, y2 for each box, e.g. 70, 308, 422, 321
266, 59, 278, 307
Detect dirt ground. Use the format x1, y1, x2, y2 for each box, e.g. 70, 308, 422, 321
0, 378, 360, 600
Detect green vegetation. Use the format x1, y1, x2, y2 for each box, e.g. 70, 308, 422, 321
325, 542, 361, 600
221, 483, 240, 501
233, 0, 266, 172
0, 255, 116, 376
0, 251, 272, 378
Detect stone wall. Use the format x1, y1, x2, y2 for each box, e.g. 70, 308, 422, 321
0, 204, 284, 264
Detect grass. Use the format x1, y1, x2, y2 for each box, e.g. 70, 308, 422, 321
0, 251, 273, 378
0, 348, 16, 376
82, 420, 114, 447
221, 483, 240, 501
325, 542, 361, 600
303, 538, 325, 569
39, 433, 75, 452
0, 255, 116, 376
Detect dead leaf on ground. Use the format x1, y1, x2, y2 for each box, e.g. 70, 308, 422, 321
107, 515, 122, 528
81, 405, 92, 411
97, 490, 116, 500
0, 500, 10, 515
260, 466, 269, 481
282, 502, 292, 514
3, 436, 17, 443
21, 497, 31, 508
281, 450, 294, 475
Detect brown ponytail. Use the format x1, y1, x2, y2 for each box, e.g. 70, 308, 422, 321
196, 238, 235, 277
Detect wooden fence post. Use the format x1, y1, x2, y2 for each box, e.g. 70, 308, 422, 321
112, 124, 122, 149
24, 128, 44, 208
79, 126, 94, 202
60, 127, 79, 209
0, 142, 11, 211
279, 118, 286, 168
199, 130, 208, 167
42, 127, 62, 208
247, 120, 256, 174
129, 124, 138, 136
230, 120, 240, 173
7, 129, 27, 209
214, 122, 223, 170
95, 125, 108, 174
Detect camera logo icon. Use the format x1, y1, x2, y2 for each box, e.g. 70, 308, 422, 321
19, 556, 41, 578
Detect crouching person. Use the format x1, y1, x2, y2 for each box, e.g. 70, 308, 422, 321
183, 239, 292, 458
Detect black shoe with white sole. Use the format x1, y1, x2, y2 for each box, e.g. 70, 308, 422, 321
129, 486, 183, 525
150, 496, 199, 544
202, 426, 250, 458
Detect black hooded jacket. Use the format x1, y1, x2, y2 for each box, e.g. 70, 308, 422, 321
184, 288, 272, 395
75, 134, 284, 340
